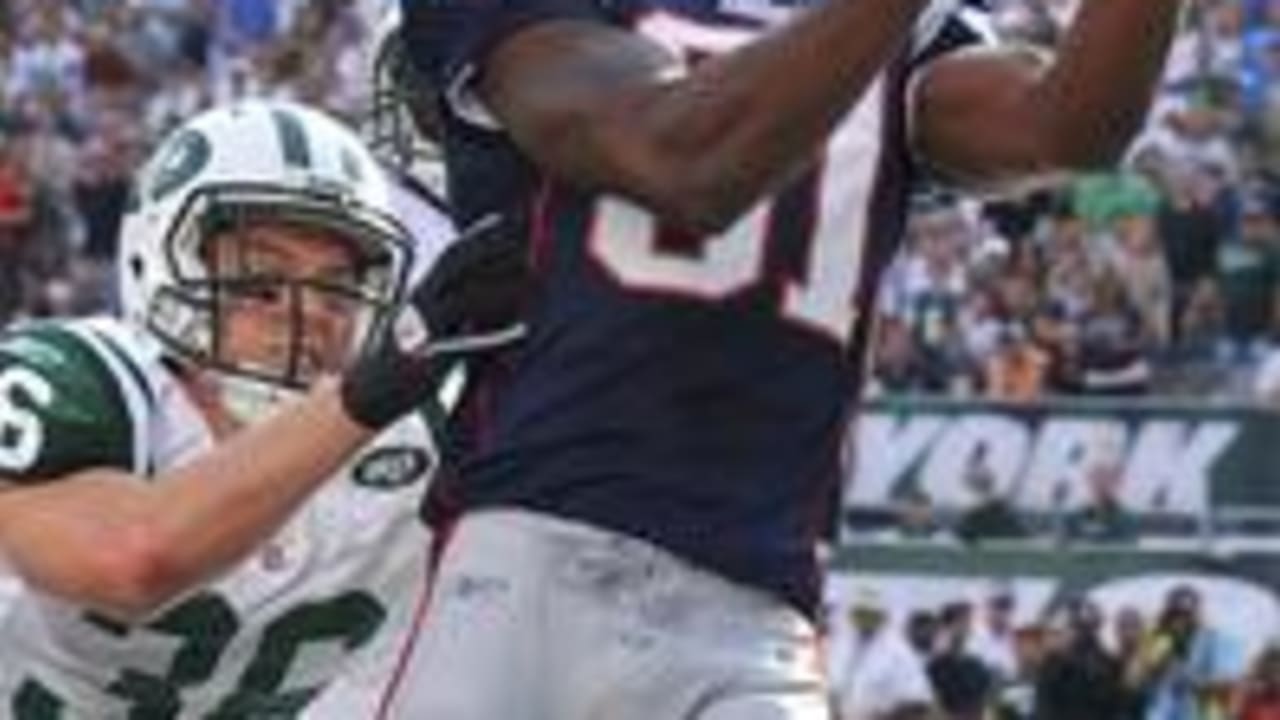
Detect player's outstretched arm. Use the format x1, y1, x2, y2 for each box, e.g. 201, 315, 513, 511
463, 0, 929, 234
912, 0, 1186, 189
0, 222, 525, 622
0, 381, 375, 622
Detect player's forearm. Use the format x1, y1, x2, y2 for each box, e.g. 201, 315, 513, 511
496, 0, 927, 235
1031, 0, 1186, 168
914, 0, 1184, 188
142, 379, 375, 598
0, 382, 376, 619
631, 0, 929, 232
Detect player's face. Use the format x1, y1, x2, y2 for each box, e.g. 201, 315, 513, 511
208, 221, 368, 383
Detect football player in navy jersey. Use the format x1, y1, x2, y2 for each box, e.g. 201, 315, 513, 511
358, 0, 1185, 718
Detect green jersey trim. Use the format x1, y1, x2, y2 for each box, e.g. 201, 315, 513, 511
63, 319, 157, 476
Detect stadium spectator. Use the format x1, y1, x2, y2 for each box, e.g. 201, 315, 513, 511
1234, 643, 1280, 720
1251, 35, 1280, 173
73, 103, 137, 263
955, 446, 1029, 543
1144, 585, 1245, 720
892, 487, 945, 541
143, 59, 209, 138
969, 586, 1020, 683
1170, 277, 1233, 394
1219, 191, 1280, 360
1114, 605, 1155, 719
929, 601, 995, 720
982, 322, 1051, 402
1110, 208, 1175, 347
216, 0, 279, 57
833, 594, 935, 720
1071, 269, 1155, 395
1254, 325, 1280, 405
906, 608, 939, 658
1035, 598, 1131, 720
1065, 458, 1140, 543
831, 589, 885, 716
993, 623, 1052, 720
1137, 93, 1242, 187
1073, 172, 1163, 234
868, 318, 937, 397
0, 128, 33, 323
1157, 160, 1228, 316
879, 197, 974, 395
4, 3, 86, 116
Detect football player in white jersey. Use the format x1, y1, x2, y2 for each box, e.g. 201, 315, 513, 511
0, 98, 524, 719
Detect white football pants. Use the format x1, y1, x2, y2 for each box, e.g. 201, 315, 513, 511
378, 509, 830, 720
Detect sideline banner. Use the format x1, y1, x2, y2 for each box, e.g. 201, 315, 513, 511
847, 397, 1280, 516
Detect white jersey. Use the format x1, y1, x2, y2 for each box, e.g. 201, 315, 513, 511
0, 571, 17, 621
0, 315, 432, 719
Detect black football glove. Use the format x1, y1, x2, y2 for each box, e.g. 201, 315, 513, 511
340, 214, 528, 429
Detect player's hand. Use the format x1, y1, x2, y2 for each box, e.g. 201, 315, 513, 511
339, 215, 528, 429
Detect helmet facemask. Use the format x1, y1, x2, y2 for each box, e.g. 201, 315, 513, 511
366, 26, 446, 194
144, 183, 411, 423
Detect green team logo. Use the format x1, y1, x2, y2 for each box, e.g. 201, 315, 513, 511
352, 446, 432, 490
149, 129, 212, 202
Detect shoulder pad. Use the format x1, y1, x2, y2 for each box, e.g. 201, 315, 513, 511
0, 321, 147, 482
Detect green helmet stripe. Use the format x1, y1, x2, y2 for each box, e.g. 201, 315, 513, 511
150, 130, 212, 202
340, 147, 365, 182
271, 108, 313, 169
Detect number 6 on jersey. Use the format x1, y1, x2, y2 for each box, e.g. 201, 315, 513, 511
0, 368, 54, 473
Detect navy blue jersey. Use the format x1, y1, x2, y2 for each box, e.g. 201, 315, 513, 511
404, 0, 993, 615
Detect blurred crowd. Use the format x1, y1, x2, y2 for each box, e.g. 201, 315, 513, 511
828, 583, 1268, 720
0, 0, 383, 326
0, 0, 1278, 404
868, 0, 1280, 404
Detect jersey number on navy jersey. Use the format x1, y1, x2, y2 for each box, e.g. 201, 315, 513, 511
14, 591, 386, 719
0, 367, 54, 474
589, 12, 881, 346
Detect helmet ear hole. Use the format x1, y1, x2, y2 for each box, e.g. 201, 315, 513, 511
130, 256, 144, 279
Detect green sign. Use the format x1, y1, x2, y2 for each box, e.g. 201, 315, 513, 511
849, 397, 1280, 516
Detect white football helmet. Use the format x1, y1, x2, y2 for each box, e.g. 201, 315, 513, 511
364, 5, 448, 199
119, 99, 415, 422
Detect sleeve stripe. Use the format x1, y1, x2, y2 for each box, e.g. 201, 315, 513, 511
903, 2, 997, 181
957, 6, 998, 45
63, 324, 151, 477
89, 326, 160, 475
83, 323, 157, 413
444, 63, 504, 131
912, 1, 996, 64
